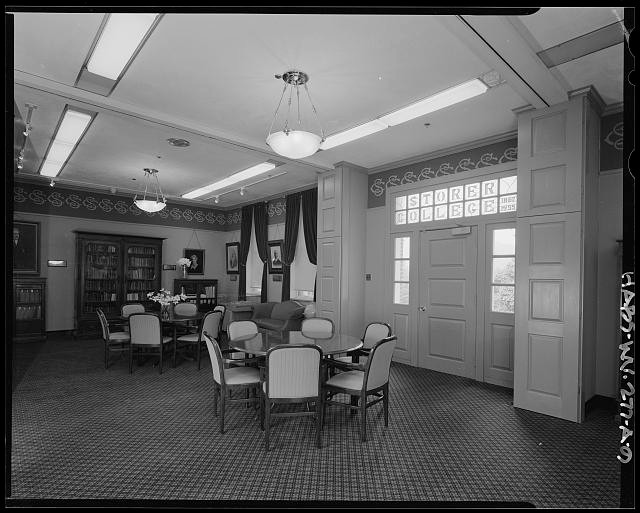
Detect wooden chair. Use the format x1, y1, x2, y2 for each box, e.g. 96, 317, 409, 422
324, 336, 397, 442
300, 317, 335, 339
333, 322, 392, 368
175, 310, 222, 369
97, 308, 130, 369
128, 313, 173, 374
262, 344, 324, 451
203, 331, 261, 434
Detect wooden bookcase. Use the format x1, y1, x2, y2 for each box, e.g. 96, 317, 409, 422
75, 232, 163, 334
13, 277, 47, 342
173, 279, 218, 312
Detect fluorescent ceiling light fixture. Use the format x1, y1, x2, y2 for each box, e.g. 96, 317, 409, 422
40, 109, 93, 178
87, 13, 158, 80
320, 119, 388, 150
182, 162, 277, 199
379, 79, 488, 126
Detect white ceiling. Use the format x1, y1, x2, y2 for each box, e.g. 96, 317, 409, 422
12, 9, 626, 208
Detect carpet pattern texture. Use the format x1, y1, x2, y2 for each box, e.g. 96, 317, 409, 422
10, 338, 620, 506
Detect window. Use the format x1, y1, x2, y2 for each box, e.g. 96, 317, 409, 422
394, 175, 517, 225
393, 236, 410, 305
246, 218, 262, 297
491, 228, 515, 313
291, 205, 317, 301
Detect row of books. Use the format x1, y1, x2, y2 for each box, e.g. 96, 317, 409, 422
127, 246, 156, 255
126, 292, 151, 301
87, 254, 119, 267
16, 305, 41, 320
16, 288, 42, 303
86, 269, 118, 279
127, 280, 154, 291
128, 256, 155, 267
85, 280, 118, 292
88, 244, 117, 253
127, 268, 156, 279
84, 304, 117, 314
85, 292, 118, 302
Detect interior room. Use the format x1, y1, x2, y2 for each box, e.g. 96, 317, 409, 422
7, 7, 632, 507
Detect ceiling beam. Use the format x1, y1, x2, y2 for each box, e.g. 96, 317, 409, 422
439, 15, 568, 109
14, 70, 333, 173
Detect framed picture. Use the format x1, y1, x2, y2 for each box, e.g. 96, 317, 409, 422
226, 242, 239, 274
13, 221, 40, 274
268, 240, 284, 274
183, 248, 204, 275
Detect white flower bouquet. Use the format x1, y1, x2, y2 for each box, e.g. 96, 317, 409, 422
147, 288, 187, 305
176, 257, 192, 268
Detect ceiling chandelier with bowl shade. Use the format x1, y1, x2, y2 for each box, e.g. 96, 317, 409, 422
266, 70, 325, 160
133, 168, 167, 212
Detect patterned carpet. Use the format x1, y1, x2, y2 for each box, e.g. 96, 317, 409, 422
9, 337, 620, 507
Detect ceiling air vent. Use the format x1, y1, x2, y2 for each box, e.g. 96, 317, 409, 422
167, 138, 190, 147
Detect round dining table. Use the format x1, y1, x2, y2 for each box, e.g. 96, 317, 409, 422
228, 330, 363, 357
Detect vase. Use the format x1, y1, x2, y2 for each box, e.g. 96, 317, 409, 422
161, 304, 170, 320
182, 265, 188, 279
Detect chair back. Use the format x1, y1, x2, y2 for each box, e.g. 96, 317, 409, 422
96, 309, 109, 340
203, 331, 224, 385
213, 304, 226, 317
201, 311, 222, 339
364, 336, 397, 390
301, 317, 334, 339
174, 302, 197, 316
129, 313, 162, 346
228, 320, 258, 341
266, 345, 322, 399
362, 322, 392, 349
122, 303, 145, 318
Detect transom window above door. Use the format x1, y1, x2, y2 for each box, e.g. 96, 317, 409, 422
393, 174, 517, 226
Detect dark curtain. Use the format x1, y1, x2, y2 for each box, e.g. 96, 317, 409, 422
281, 193, 301, 301
253, 202, 269, 302
237, 204, 253, 301
301, 188, 318, 300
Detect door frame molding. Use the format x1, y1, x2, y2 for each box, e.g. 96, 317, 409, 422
384, 161, 518, 369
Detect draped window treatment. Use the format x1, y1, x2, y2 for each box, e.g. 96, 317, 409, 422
301, 188, 318, 301
238, 204, 253, 301
281, 193, 301, 301
253, 201, 269, 302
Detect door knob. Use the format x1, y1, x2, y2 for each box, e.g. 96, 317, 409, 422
418, 306, 426, 312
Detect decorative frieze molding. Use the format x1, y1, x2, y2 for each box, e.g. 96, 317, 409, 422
368, 138, 518, 208
13, 181, 291, 232
601, 112, 623, 171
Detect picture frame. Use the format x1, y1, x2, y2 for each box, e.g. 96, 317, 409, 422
13, 221, 40, 275
267, 240, 284, 274
226, 242, 240, 274
183, 248, 204, 275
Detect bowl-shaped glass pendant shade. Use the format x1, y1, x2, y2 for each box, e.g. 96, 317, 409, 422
266, 130, 322, 159
134, 199, 167, 212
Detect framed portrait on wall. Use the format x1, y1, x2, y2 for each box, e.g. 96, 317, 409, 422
268, 240, 283, 274
183, 248, 204, 275
13, 221, 40, 274
226, 242, 239, 274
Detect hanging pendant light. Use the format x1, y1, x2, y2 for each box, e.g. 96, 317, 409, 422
266, 70, 325, 159
134, 168, 167, 212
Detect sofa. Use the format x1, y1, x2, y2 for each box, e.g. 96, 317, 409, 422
250, 301, 306, 334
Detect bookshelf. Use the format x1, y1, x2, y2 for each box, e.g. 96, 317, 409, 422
13, 277, 47, 341
75, 232, 163, 334
173, 279, 218, 312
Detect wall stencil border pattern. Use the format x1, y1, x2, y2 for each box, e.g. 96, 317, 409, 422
368, 139, 518, 208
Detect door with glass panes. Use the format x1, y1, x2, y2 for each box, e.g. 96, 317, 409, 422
483, 223, 516, 388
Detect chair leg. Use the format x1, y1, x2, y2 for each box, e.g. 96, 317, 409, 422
265, 400, 271, 451
197, 341, 202, 371
213, 383, 218, 416
220, 388, 226, 433
384, 384, 389, 427
129, 345, 133, 374
104, 342, 108, 370
316, 398, 322, 448
159, 345, 163, 374
360, 395, 367, 442
173, 340, 177, 368
259, 387, 264, 431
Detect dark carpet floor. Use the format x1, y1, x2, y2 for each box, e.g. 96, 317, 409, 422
8, 337, 620, 507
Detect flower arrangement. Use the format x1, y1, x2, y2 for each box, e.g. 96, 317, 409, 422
147, 288, 187, 306
176, 257, 191, 268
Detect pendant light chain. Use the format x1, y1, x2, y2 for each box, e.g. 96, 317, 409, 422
284, 83, 294, 133
268, 83, 289, 137
304, 83, 325, 141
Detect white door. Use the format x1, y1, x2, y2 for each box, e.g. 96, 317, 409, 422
483, 224, 516, 387
419, 227, 477, 377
